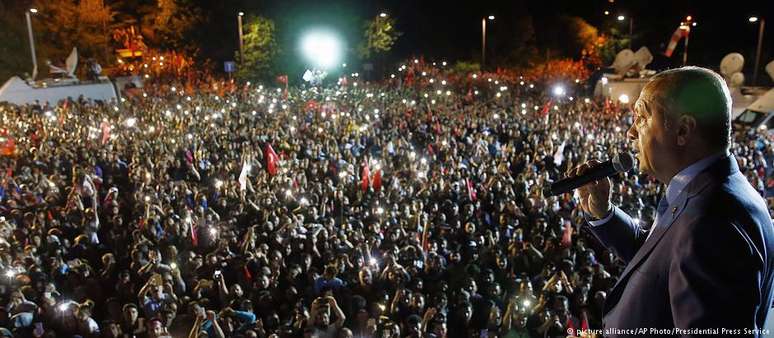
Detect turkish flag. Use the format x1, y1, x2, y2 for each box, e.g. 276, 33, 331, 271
361, 163, 371, 192
466, 178, 477, 202
190, 224, 199, 247
276, 75, 288, 85
265, 144, 279, 176
100, 121, 111, 145
243, 265, 253, 282
0, 137, 15, 156
540, 100, 553, 116
305, 100, 319, 112
372, 169, 382, 191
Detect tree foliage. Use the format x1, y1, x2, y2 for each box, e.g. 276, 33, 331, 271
597, 28, 630, 65
450, 61, 480, 75
236, 16, 280, 81
495, 16, 540, 69
32, 0, 115, 65
140, 0, 203, 50
357, 15, 401, 60
0, 3, 31, 80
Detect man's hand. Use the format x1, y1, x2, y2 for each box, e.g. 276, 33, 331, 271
569, 160, 612, 219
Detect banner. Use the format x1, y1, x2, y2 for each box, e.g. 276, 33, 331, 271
664, 26, 689, 57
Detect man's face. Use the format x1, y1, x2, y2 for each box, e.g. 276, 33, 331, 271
150, 320, 164, 336
232, 284, 243, 297
152, 285, 164, 299
315, 308, 330, 326
629, 89, 675, 182
109, 323, 121, 336
359, 270, 372, 285
125, 307, 138, 321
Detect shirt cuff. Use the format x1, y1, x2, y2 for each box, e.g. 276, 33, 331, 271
586, 206, 615, 226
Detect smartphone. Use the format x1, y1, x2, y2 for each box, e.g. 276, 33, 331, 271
213, 270, 221, 278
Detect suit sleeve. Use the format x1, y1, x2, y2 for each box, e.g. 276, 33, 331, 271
586, 206, 647, 263
669, 217, 762, 336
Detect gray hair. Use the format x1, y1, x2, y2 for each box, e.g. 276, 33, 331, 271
642, 66, 732, 150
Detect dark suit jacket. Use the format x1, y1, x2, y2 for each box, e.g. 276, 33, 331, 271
589, 155, 774, 337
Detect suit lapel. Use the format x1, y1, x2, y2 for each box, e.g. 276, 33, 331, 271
603, 155, 737, 314
603, 191, 690, 313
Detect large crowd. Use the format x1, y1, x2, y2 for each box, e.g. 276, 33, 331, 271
0, 68, 772, 338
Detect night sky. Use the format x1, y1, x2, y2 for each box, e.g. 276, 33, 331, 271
195, 0, 771, 83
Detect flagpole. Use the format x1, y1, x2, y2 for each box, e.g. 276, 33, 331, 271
25, 10, 38, 80
682, 32, 689, 66
682, 16, 694, 66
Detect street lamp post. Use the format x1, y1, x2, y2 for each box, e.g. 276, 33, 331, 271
618, 15, 634, 49
237, 12, 245, 63
25, 8, 38, 80
481, 15, 494, 70
682, 16, 696, 66
749, 16, 765, 86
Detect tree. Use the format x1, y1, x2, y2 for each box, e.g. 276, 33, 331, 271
141, 0, 203, 51
0, 3, 32, 81
357, 15, 401, 60
78, 0, 115, 61
32, 0, 114, 66
450, 61, 480, 75
236, 16, 280, 81
597, 28, 630, 66
495, 16, 540, 69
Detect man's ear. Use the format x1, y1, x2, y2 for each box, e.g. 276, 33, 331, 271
676, 115, 697, 146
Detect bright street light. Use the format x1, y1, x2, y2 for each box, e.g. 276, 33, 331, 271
379, 12, 387, 18
617, 15, 625, 21
482, 15, 495, 69
748, 16, 765, 85
26, 9, 39, 79
237, 12, 244, 63
300, 29, 344, 70
552, 85, 565, 97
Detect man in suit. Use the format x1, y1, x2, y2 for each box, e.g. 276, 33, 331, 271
572, 66, 774, 336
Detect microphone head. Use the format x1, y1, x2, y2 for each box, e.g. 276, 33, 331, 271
612, 152, 636, 173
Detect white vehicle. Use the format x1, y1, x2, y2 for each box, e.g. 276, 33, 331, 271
593, 47, 656, 103
0, 47, 118, 105
732, 59, 774, 136
733, 88, 774, 135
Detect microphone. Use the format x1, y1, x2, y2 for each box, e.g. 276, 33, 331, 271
545, 152, 635, 196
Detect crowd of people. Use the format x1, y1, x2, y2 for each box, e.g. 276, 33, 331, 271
0, 68, 772, 338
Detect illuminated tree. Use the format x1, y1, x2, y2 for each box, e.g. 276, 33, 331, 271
237, 16, 280, 81
32, 0, 114, 65
141, 0, 203, 50
357, 15, 401, 60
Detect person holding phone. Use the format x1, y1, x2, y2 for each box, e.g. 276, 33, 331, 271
307, 295, 346, 338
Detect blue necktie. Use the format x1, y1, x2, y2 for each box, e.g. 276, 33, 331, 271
647, 197, 669, 240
